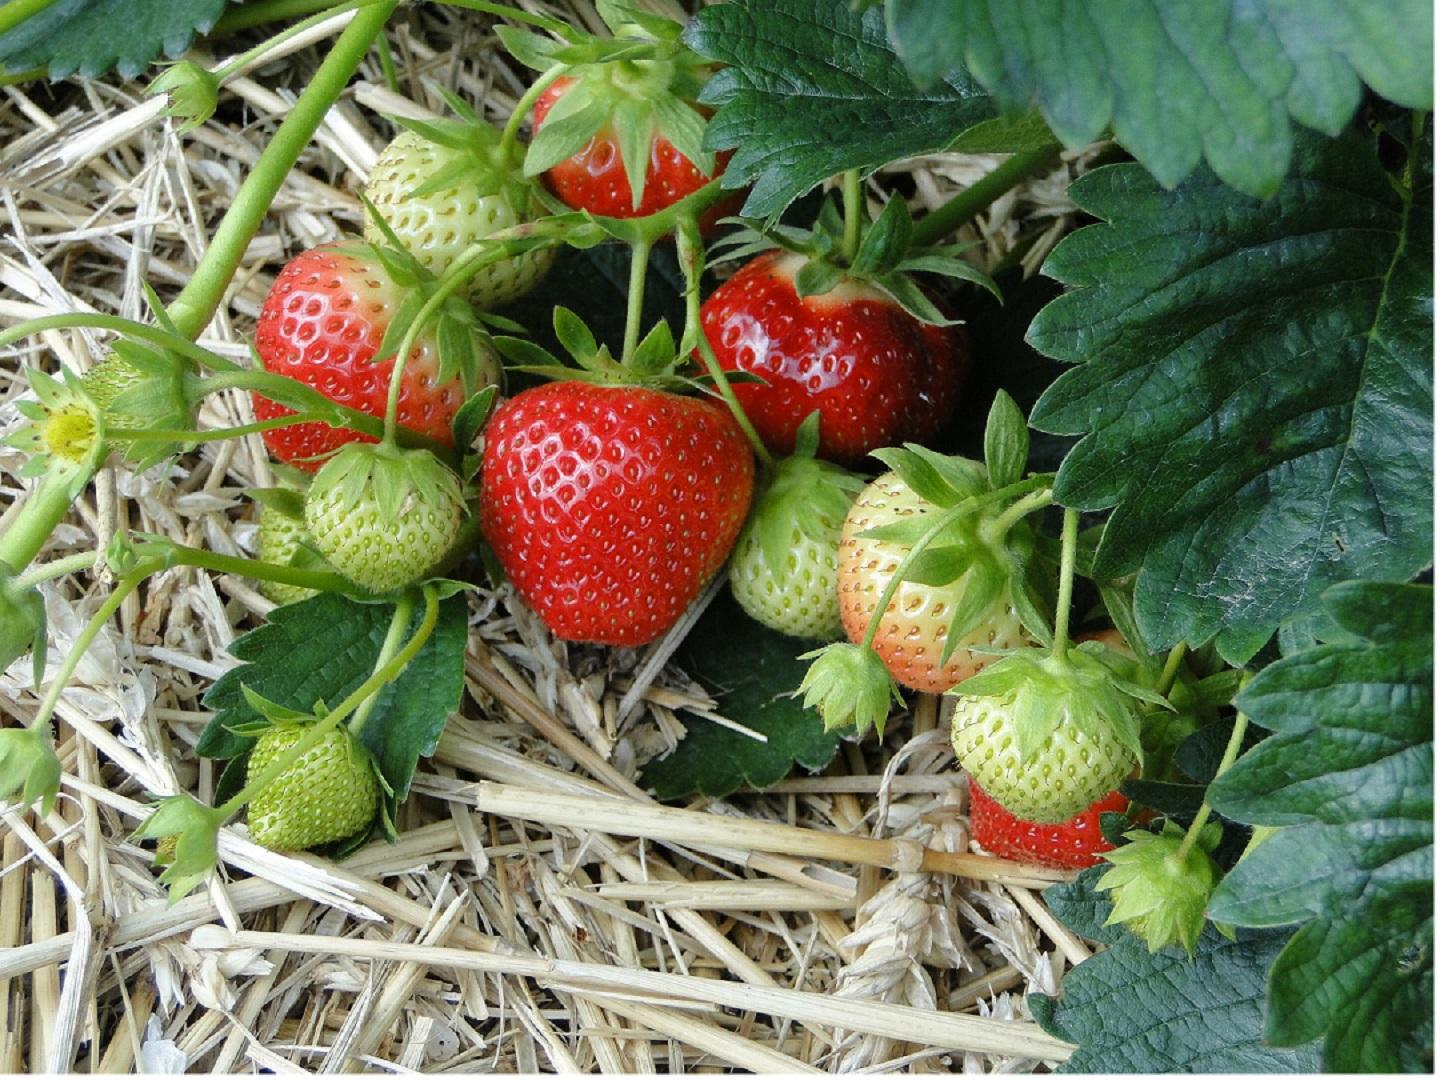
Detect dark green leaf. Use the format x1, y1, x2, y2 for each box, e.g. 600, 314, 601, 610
199, 593, 468, 808
1030, 128, 1433, 659
1206, 581, 1432, 1071
1032, 921, 1323, 1072
0, 0, 228, 79
884, 0, 1433, 197
640, 593, 840, 799
684, 0, 1000, 219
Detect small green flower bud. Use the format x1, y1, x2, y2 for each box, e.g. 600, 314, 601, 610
0, 726, 62, 815
796, 641, 902, 736
1097, 820, 1224, 955
129, 793, 224, 902
147, 60, 219, 133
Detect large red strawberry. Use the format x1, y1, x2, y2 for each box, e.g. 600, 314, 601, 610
701, 251, 969, 462
532, 77, 732, 222
480, 381, 755, 646
968, 778, 1127, 870
252, 245, 499, 471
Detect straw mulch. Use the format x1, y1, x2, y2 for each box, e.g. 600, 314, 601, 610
0, 2, 1101, 1072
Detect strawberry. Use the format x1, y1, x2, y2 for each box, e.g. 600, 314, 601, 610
728, 416, 864, 639
246, 724, 379, 851
531, 76, 731, 223
838, 468, 1034, 693
304, 443, 465, 594
252, 245, 500, 471
968, 776, 1128, 870
255, 494, 319, 607
363, 109, 555, 309
701, 251, 969, 461
479, 380, 755, 646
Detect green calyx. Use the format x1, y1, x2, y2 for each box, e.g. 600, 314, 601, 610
797, 642, 904, 736
0, 725, 63, 815
0, 561, 47, 687
81, 341, 196, 468
128, 793, 224, 904
6, 368, 108, 480
1097, 819, 1224, 955
503, 0, 716, 211
950, 642, 1167, 765
146, 59, 220, 133
494, 305, 702, 393
710, 192, 1000, 325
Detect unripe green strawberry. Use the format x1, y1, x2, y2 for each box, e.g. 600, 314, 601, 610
365, 126, 555, 309
729, 419, 864, 639
81, 353, 144, 412
948, 643, 1161, 823
246, 725, 379, 851
305, 443, 465, 594
256, 501, 319, 607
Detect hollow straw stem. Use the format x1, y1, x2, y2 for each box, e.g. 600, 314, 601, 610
216, 587, 438, 818
910, 144, 1063, 249
1051, 506, 1079, 656
165, 1, 399, 339
211, 0, 382, 84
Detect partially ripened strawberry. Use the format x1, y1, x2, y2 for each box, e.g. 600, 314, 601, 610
701, 251, 969, 461
252, 245, 500, 471
364, 116, 555, 309
479, 380, 755, 646
304, 443, 465, 594
246, 724, 379, 851
969, 777, 1128, 870
838, 469, 1033, 693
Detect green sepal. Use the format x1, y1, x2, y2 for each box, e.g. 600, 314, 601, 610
0, 562, 48, 690
984, 390, 1029, 490
307, 443, 465, 535
597, 0, 684, 43
0, 725, 63, 815
748, 451, 864, 580
146, 59, 219, 133
238, 685, 314, 726
452, 386, 499, 452
1097, 820, 1224, 956
129, 793, 224, 904
629, 320, 677, 376
613, 96, 656, 213
796, 642, 903, 737
793, 257, 847, 298
4, 367, 108, 478
870, 446, 962, 508
938, 565, 1006, 662
849, 194, 912, 279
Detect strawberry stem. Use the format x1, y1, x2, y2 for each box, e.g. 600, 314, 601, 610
216, 586, 439, 819
436, 0, 571, 35
982, 485, 1053, 540
1175, 703, 1251, 862
0, 313, 241, 372
676, 217, 776, 472
1156, 641, 1189, 696
498, 64, 568, 165
910, 144, 1063, 249
13, 552, 97, 590
346, 591, 415, 738
841, 169, 863, 264
0, 469, 84, 579
165, 1, 398, 340
1052, 506, 1079, 657
620, 239, 653, 367
107, 414, 334, 444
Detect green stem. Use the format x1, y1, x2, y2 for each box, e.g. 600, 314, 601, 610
499, 64, 567, 164
375, 29, 400, 93
166, 1, 398, 339
217, 586, 438, 818
108, 415, 334, 444
145, 540, 355, 593
982, 485, 1053, 540
841, 169, 863, 264
1156, 641, 1189, 696
28, 559, 163, 732
0, 0, 57, 36
1176, 703, 1250, 861
434, 0, 572, 34
0, 314, 240, 372
620, 239, 652, 367
346, 592, 415, 738
0, 66, 45, 88
911, 145, 1062, 249
13, 552, 97, 590
676, 218, 775, 472
0, 470, 83, 574
1051, 506, 1079, 656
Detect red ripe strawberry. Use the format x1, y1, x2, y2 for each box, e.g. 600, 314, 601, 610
479, 381, 755, 646
531, 77, 733, 225
700, 252, 969, 462
968, 777, 1127, 870
252, 246, 498, 471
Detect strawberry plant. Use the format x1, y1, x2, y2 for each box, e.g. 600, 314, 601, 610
0, 0, 1430, 1072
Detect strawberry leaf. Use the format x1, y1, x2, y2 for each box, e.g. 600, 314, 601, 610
883, 0, 1433, 198
0, 0, 228, 79
198, 593, 468, 814
641, 592, 841, 799
1034, 869, 1323, 1072
1030, 124, 1432, 663
1206, 581, 1433, 1073
683, 0, 1008, 219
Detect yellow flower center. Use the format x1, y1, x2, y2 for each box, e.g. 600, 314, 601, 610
44, 405, 98, 464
